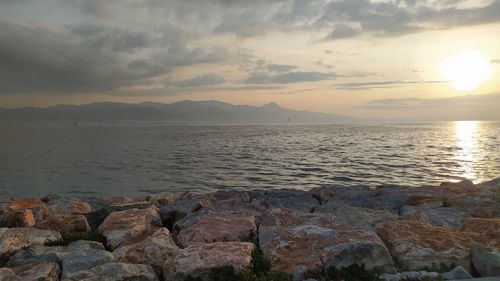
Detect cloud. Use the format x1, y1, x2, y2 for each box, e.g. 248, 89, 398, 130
327, 24, 360, 39
266, 64, 297, 72
336, 80, 448, 90
176, 73, 225, 88
245, 71, 337, 84
0, 20, 226, 95
491, 59, 500, 64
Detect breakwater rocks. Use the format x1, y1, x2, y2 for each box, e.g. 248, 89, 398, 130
0, 178, 499, 281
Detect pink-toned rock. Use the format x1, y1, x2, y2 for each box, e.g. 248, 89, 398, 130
36, 214, 91, 238
0, 262, 60, 281
163, 242, 254, 281
46, 198, 92, 214
0, 228, 61, 260
114, 227, 179, 276
97, 206, 161, 250
375, 220, 490, 271
259, 208, 394, 274
1, 209, 36, 228
463, 217, 500, 248
174, 211, 257, 247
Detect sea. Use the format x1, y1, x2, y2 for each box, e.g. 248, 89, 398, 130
0, 121, 498, 199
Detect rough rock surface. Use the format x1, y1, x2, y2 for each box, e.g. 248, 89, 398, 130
259, 208, 394, 274
7, 240, 106, 267
471, 243, 500, 277
62, 248, 114, 278
463, 217, 500, 247
401, 206, 469, 231
97, 206, 161, 250
251, 189, 319, 213
173, 210, 257, 247
0, 209, 36, 228
61, 262, 158, 281
0, 228, 61, 261
163, 242, 254, 281
375, 220, 485, 271
0, 262, 60, 281
445, 194, 500, 218
114, 227, 178, 276
86, 201, 153, 230
314, 201, 399, 226
441, 265, 473, 280
36, 214, 91, 238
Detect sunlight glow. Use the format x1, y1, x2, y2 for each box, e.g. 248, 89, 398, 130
441, 50, 494, 91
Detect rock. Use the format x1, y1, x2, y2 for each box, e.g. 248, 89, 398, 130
0, 228, 61, 261
83, 196, 137, 211
7, 245, 67, 267
441, 265, 473, 280
46, 198, 92, 215
163, 242, 254, 281
446, 194, 500, 218
86, 201, 153, 230
61, 262, 158, 281
145, 193, 174, 207
401, 206, 470, 231
381, 271, 440, 281
1, 209, 36, 228
173, 211, 257, 247
7, 240, 106, 267
251, 189, 319, 213
463, 218, 500, 247
113, 227, 178, 276
159, 197, 209, 230
97, 206, 161, 250
36, 214, 91, 238
471, 243, 500, 277
0, 262, 60, 281
62, 248, 114, 278
407, 194, 443, 209
314, 201, 399, 226
375, 220, 485, 271
259, 208, 394, 274
4, 199, 44, 209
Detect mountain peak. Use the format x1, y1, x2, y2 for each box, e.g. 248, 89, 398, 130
261, 102, 282, 109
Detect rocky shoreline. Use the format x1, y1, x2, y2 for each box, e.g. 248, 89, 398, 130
0, 178, 499, 281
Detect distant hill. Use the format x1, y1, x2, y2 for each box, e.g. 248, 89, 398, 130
0, 100, 358, 124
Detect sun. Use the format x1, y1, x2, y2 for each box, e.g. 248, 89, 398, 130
441, 50, 494, 91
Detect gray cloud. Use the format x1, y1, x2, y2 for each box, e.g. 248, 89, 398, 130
337, 80, 448, 90
327, 24, 360, 39
176, 73, 225, 88
245, 71, 337, 84
266, 64, 297, 72
491, 59, 500, 64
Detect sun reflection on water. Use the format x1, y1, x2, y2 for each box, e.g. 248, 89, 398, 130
454, 121, 478, 180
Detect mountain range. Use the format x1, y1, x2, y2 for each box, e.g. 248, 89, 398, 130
0, 100, 358, 124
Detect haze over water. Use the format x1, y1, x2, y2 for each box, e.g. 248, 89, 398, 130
0, 121, 498, 199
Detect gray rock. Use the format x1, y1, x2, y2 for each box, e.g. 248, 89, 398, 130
86, 201, 153, 230
62, 249, 114, 278
251, 189, 319, 213
401, 206, 470, 231
61, 262, 158, 281
381, 271, 440, 281
442, 265, 473, 280
471, 243, 500, 277
159, 197, 206, 230
314, 201, 399, 226
0, 262, 60, 281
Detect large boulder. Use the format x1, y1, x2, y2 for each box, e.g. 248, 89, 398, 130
163, 242, 254, 281
259, 208, 394, 274
441, 265, 473, 280
61, 262, 158, 281
251, 189, 319, 213
0, 262, 60, 281
401, 206, 470, 231
314, 201, 399, 226
36, 214, 91, 238
375, 220, 486, 271
45, 197, 92, 215
97, 206, 161, 250
0, 228, 61, 262
160, 197, 207, 230
463, 217, 500, 247
445, 194, 500, 218
86, 201, 153, 230
173, 211, 257, 247
471, 243, 500, 277
114, 227, 179, 276
0, 209, 36, 228
62, 248, 114, 278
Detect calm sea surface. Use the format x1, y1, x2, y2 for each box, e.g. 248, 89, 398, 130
0, 121, 499, 199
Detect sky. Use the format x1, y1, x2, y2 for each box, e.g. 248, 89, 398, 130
0, 0, 499, 120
